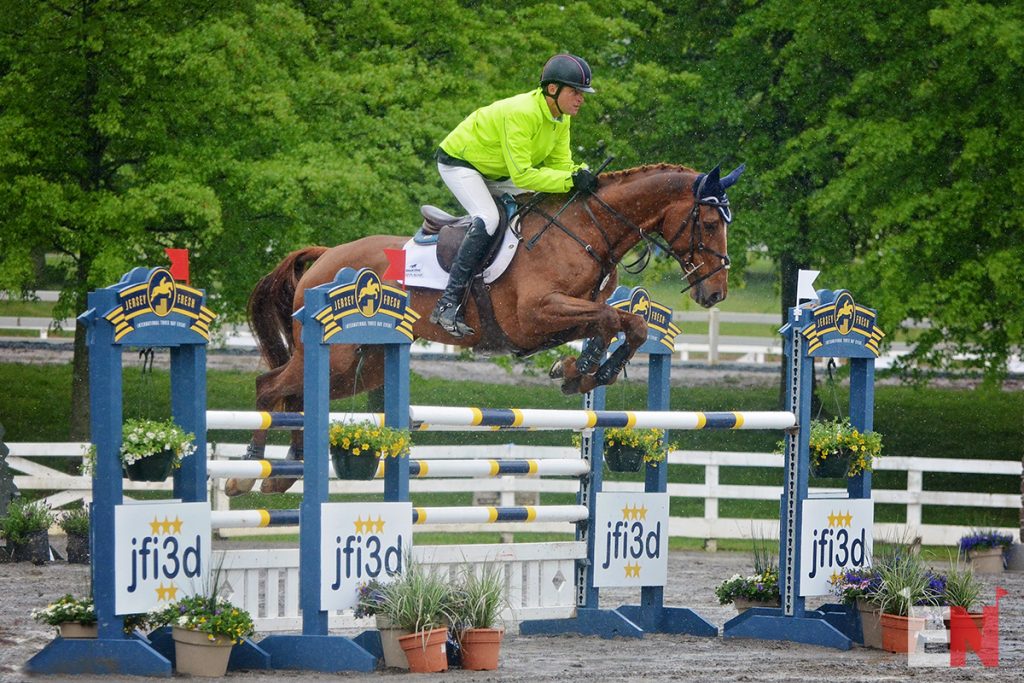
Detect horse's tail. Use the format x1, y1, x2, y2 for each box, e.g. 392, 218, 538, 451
248, 247, 328, 370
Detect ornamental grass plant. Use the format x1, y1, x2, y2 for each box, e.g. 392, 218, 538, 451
453, 564, 506, 631
0, 499, 54, 545
942, 559, 984, 611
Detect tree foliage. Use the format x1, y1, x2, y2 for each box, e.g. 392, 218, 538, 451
1, 0, 1020, 429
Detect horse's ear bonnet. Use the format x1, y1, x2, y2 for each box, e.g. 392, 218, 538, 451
692, 163, 746, 223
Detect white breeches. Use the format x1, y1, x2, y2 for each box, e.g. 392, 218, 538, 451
437, 162, 525, 235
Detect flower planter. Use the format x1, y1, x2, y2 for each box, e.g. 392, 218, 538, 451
943, 610, 985, 633
123, 449, 176, 482
65, 533, 89, 564
879, 612, 926, 653
330, 447, 381, 480
375, 614, 411, 669
967, 547, 1004, 574
732, 597, 779, 614
855, 598, 883, 649
810, 452, 851, 478
171, 626, 234, 677
398, 627, 448, 673
604, 444, 644, 473
459, 627, 504, 670
11, 529, 50, 564
59, 623, 98, 639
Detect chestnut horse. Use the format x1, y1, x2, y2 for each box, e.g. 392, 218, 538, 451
225, 162, 744, 495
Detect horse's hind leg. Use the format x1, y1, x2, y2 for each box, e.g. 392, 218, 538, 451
224, 361, 304, 497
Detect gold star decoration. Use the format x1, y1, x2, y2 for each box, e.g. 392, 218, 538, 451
842, 511, 854, 527
827, 511, 840, 527
171, 517, 184, 534
621, 504, 648, 521
624, 563, 642, 578
372, 516, 386, 533
829, 571, 842, 586
149, 518, 163, 535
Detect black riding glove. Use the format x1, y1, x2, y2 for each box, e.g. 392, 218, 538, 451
571, 168, 598, 193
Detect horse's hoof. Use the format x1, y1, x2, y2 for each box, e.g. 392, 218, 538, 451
260, 477, 298, 494
224, 477, 256, 497
549, 359, 565, 379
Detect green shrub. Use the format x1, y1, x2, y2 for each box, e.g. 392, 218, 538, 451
0, 499, 54, 544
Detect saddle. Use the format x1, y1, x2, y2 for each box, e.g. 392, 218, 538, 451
414, 194, 518, 273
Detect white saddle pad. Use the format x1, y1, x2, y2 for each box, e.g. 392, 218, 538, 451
402, 223, 521, 291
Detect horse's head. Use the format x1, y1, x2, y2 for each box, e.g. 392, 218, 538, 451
657, 163, 745, 308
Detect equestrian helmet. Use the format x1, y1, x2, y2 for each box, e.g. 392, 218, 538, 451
540, 54, 595, 93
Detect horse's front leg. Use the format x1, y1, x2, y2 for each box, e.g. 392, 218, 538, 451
577, 308, 647, 393
532, 294, 643, 394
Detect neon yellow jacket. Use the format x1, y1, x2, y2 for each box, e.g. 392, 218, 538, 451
439, 88, 581, 193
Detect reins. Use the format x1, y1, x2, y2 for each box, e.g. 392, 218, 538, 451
519, 167, 732, 297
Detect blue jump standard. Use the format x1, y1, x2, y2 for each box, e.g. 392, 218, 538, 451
722, 606, 854, 650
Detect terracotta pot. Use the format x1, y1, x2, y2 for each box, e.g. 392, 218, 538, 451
375, 614, 411, 669
604, 444, 644, 472
855, 598, 883, 649
123, 449, 176, 482
879, 612, 926, 653
330, 447, 381, 480
171, 626, 234, 677
943, 610, 986, 632
459, 627, 504, 670
398, 627, 448, 673
967, 547, 1004, 573
732, 597, 779, 614
59, 622, 98, 639
65, 533, 90, 564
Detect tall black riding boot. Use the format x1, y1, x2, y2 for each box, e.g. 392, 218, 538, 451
429, 218, 492, 338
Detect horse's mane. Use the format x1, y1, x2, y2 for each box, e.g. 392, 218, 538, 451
600, 163, 697, 181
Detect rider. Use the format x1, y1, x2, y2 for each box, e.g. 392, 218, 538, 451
429, 53, 600, 338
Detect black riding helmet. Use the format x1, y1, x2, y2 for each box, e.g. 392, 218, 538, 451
540, 54, 596, 93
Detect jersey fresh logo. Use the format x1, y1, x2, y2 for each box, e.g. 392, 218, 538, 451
593, 492, 668, 587
800, 290, 884, 356
610, 286, 681, 352
799, 499, 873, 596
103, 267, 216, 341
314, 267, 419, 342
320, 502, 412, 611
114, 502, 212, 614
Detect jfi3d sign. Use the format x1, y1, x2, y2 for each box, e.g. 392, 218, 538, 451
114, 502, 212, 614
320, 502, 413, 610
593, 492, 669, 587
799, 498, 873, 596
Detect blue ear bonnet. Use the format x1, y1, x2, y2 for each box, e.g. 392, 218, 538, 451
692, 163, 746, 223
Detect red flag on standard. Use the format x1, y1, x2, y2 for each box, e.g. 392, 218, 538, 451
164, 248, 190, 285
383, 248, 406, 286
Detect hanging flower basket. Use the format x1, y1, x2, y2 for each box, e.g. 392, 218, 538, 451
328, 420, 410, 480
604, 443, 645, 472
83, 417, 196, 483
123, 448, 177, 482
331, 447, 381, 480
810, 451, 852, 478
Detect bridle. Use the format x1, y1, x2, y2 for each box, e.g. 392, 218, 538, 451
652, 173, 732, 295
519, 168, 732, 296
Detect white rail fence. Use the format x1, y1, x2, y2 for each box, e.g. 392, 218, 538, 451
7, 443, 1019, 546
7, 442, 1020, 632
